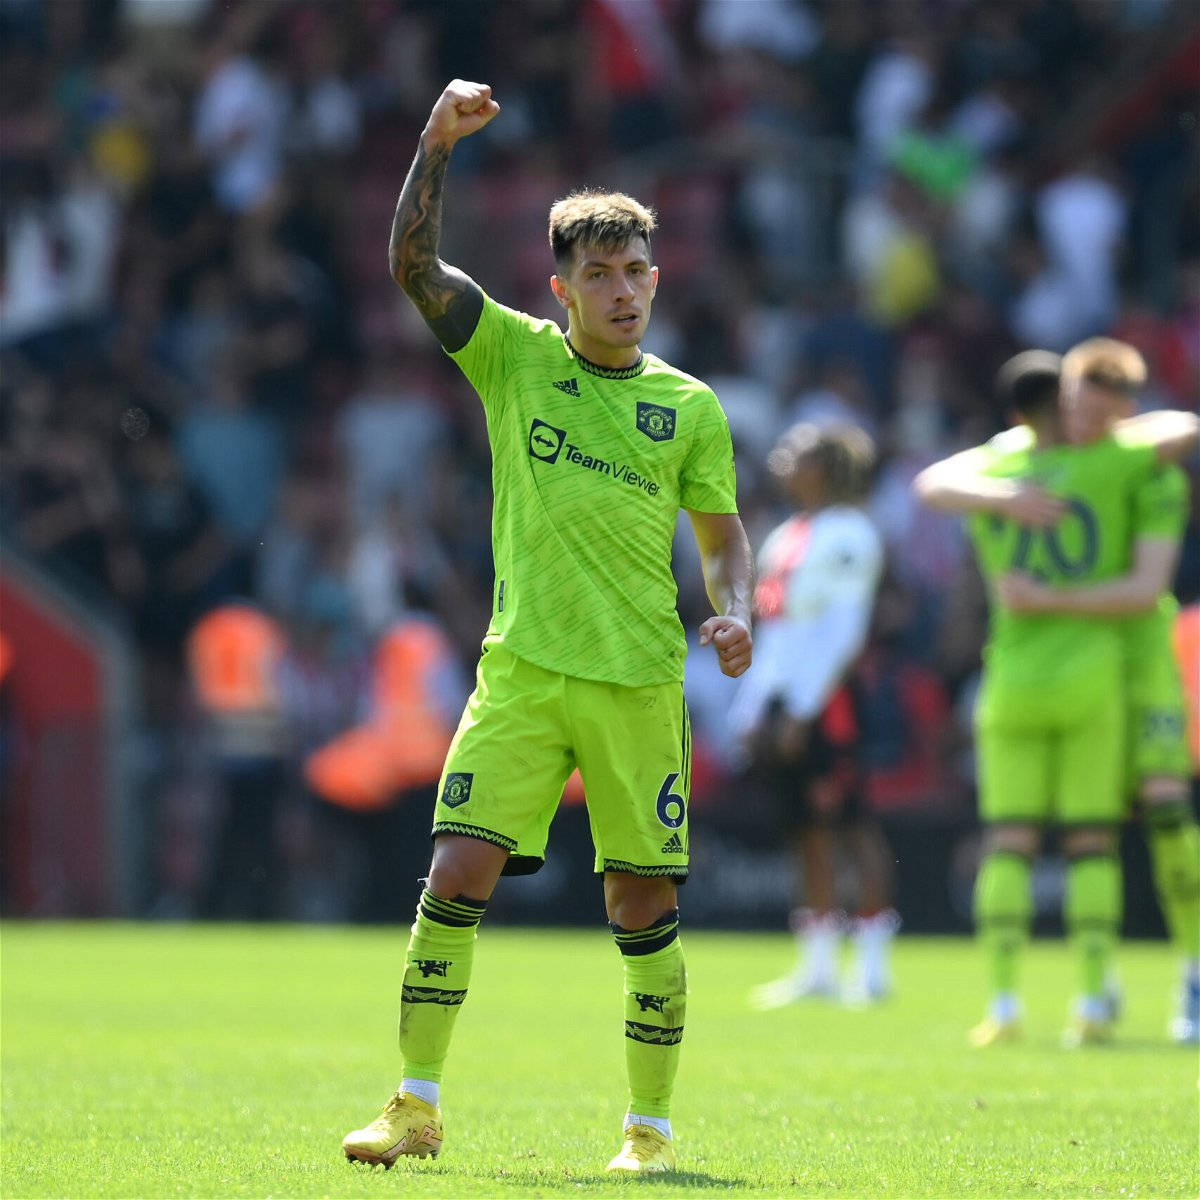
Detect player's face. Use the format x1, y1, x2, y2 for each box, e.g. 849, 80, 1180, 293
1062, 378, 1128, 445
788, 451, 826, 509
551, 239, 658, 367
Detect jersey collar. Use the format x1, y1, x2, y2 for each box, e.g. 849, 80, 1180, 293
564, 337, 647, 380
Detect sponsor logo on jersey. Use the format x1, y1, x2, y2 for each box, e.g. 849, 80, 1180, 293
660, 831, 686, 854
441, 772, 474, 809
529, 419, 567, 463
552, 377, 580, 396
636, 402, 676, 442
527, 418, 662, 496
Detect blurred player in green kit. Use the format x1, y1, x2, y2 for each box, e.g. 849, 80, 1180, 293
915, 349, 1199, 1047
999, 338, 1200, 1046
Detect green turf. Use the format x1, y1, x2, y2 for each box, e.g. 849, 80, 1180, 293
2, 923, 1196, 1198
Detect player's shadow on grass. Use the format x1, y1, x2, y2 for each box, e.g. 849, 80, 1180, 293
582, 1169, 746, 1188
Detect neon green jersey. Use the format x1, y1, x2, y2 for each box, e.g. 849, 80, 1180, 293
967, 433, 1157, 721
1114, 428, 1190, 689
448, 294, 738, 687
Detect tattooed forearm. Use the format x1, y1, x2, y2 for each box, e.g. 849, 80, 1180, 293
388, 140, 466, 320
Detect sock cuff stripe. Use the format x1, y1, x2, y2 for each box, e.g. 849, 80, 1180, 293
419, 892, 486, 927
611, 909, 680, 937
425, 890, 487, 913
613, 919, 678, 941
401, 984, 467, 1006
420, 888, 485, 910
611, 911, 680, 956
418, 904, 480, 928
421, 897, 486, 919
613, 927, 679, 956
625, 1020, 684, 1046
420, 900, 479, 922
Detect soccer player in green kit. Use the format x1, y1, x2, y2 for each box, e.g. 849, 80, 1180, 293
914, 351, 1199, 1047
999, 338, 1200, 1045
341, 81, 753, 1173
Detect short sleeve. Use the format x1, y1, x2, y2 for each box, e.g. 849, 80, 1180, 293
447, 293, 525, 416
680, 393, 738, 513
1133, 465, 1189, 542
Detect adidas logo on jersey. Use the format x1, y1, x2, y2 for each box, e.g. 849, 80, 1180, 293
552, 377, 580, 396
661, 832, 686, 854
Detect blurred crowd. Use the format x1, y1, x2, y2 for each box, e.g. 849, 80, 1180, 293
2, 0, 1197, 920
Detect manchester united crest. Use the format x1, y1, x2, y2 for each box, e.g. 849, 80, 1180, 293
441, 772, 474, 808
636, 402, 676, 442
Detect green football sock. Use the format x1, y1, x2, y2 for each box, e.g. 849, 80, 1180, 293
1146, 799, 1200, 962
1065, 854, 1121, 998
398, 888, 486, 1084
612, 910, 686, 1120
974, 850, 1032, 997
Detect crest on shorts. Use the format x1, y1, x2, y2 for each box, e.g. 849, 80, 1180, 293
636, 403, 675, 442
441, 772, 474, 809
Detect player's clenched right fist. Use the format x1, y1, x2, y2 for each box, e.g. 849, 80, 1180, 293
424, 80, 500, 145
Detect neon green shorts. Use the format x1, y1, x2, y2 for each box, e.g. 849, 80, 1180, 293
432, 641, 692, 879
976, 684, 1124, 827
1126, 648, 1192, 792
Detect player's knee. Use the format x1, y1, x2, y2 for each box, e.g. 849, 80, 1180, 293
983, 823, 1040, 859
604, 875, 678, 930
1062, 825, 1117, 859
427, 834, 508, 901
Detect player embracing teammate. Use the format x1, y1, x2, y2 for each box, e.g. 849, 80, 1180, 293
341, 81, 753, 1174
917, 341, 1199, 1046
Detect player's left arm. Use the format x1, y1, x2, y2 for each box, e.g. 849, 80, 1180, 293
913, 447, 1065, 526
686, 509, 753, 678
1115, 410, 1200, 464
999, 535, 1180, 615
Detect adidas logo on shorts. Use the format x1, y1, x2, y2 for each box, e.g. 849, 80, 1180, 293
661, 832, 685, 854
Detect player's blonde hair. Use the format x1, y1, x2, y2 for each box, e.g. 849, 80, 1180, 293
768, 422, 877, 504
548, 190, 656, 269
1061, 337, 1147, 393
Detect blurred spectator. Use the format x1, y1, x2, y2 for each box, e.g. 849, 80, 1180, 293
1033, 155, 1128, 338
337, 356, 449, 526
121, 412, 241, 658
187, 601, 289, 919
193, 11, 289, 214
854, 30, 936, 185
305, 607, 465, 922
176, 353, 285, 546
787, 358, 878, 439
578, 0, 682, 153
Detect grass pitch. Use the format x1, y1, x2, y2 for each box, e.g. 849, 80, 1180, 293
2, 922, 1196, 1199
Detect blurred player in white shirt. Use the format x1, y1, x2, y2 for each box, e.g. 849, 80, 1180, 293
730, 422, 897, 1007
